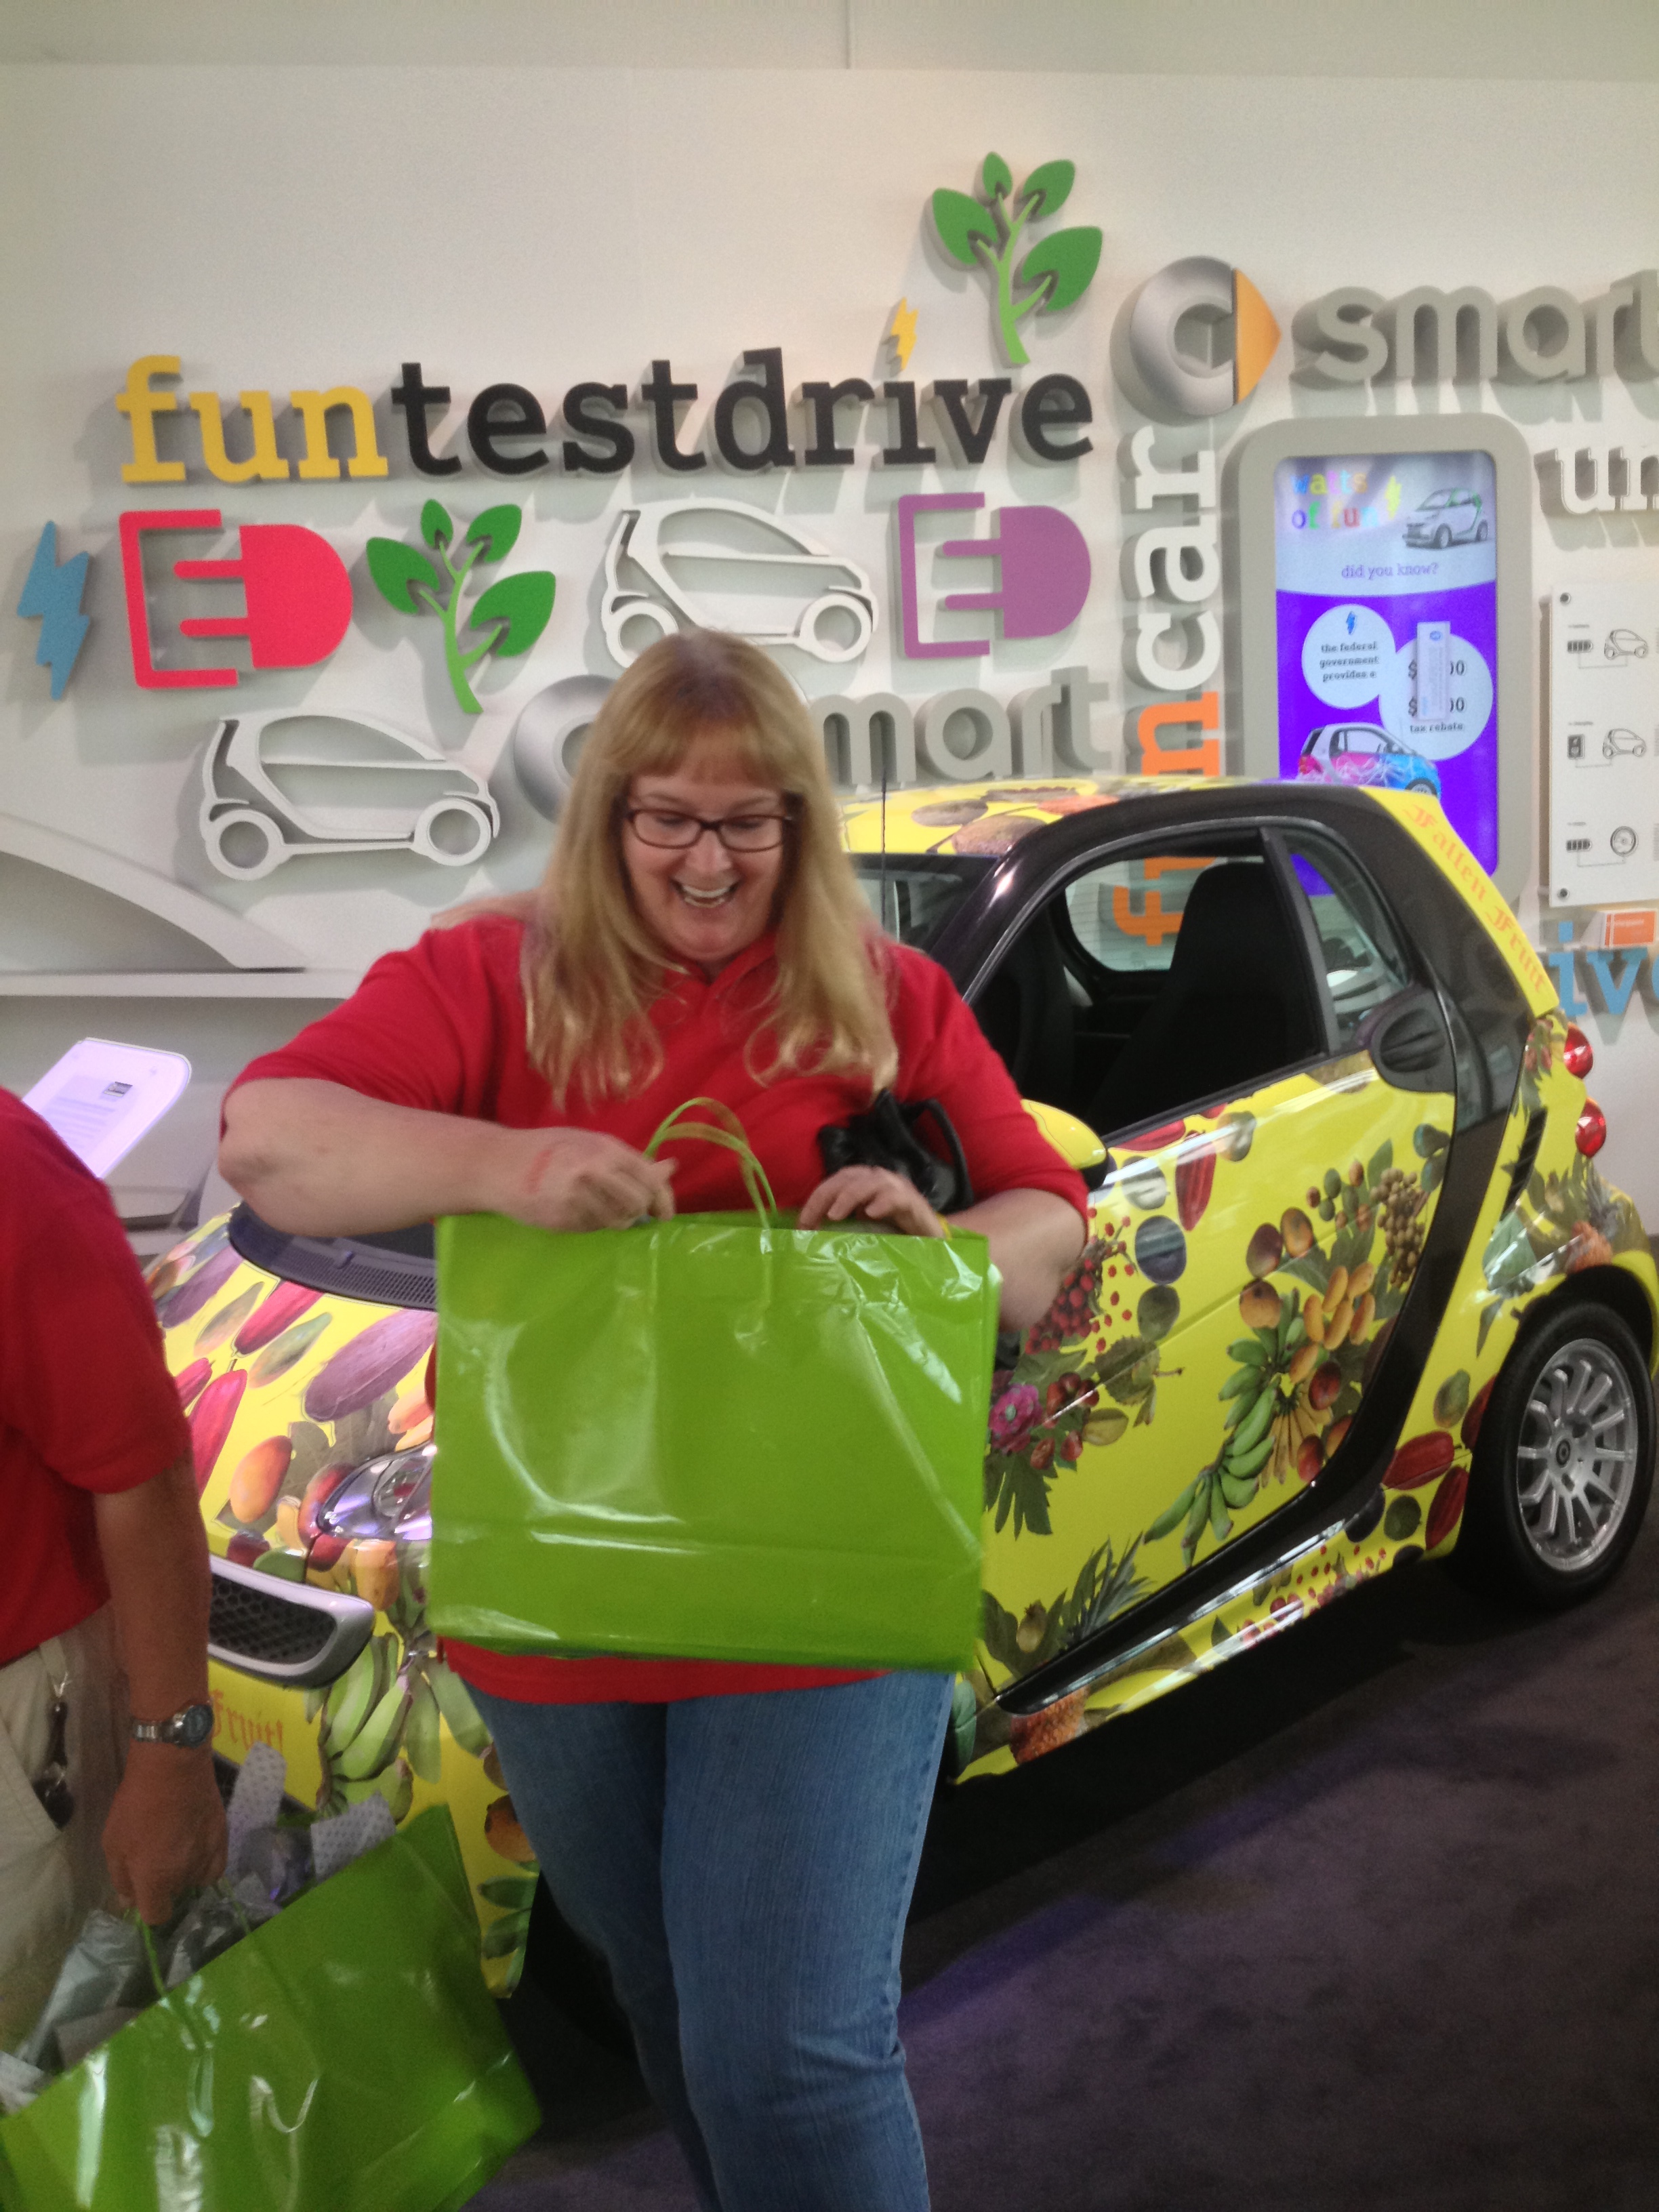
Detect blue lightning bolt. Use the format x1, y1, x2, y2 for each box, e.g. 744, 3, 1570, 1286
18, 523, 91, 699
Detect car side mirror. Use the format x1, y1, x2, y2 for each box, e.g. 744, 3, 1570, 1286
1022, 1099, 1109, 1183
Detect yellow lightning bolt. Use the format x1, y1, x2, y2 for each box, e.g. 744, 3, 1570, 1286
1382, 474, 1403, 519
887, 297, 918, 371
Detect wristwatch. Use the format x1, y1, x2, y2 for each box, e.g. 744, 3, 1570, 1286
129, 1702, 215, 1750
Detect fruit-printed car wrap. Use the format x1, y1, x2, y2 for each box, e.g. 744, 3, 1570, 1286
166, 775, 1657, 1983
152, 1231, 535, 1991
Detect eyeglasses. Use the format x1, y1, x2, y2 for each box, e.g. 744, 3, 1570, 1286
622, 806, 792, 853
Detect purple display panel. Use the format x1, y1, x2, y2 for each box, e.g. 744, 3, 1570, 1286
1272, 453, 1498, 871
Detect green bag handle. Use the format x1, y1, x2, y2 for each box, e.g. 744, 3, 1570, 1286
643, 1097, 777, 1222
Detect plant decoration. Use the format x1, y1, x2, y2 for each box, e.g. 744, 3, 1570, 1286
1149, 1130, 1446, 1571
929, 153, 1103, 366
366, 501, 554, 714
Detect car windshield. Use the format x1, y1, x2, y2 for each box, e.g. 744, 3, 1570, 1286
1420, 491, 1452, 509
851, 854, 990, 949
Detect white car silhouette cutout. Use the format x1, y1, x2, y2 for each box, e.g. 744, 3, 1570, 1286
200, 711, 499, 879
600, 500, 876, 666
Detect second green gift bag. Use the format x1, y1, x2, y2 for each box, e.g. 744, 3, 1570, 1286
429, 1105, 999, 1673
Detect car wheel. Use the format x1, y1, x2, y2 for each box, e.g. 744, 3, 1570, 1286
204, 807, 285, 879
1407, 778, 1437, 793
603, 598, 679, 665
1433, 525, 1452, 549
799, 592, 874, 663
1475, 520, 1490, 541
1450, 1297, 1654, 1609
413, 798, 495, 865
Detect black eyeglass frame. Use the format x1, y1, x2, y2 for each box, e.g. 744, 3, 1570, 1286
619, 802, 797, 853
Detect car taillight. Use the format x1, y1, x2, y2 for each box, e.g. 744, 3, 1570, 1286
1563, 1023, 1593, 1078
1575, 1099, 1607, 1155
1297, 757, 1319, 776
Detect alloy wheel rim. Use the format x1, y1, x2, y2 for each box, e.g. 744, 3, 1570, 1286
1513, 1336, 1639, 1572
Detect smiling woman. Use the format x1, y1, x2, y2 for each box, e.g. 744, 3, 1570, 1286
216, 628, 1086, 2212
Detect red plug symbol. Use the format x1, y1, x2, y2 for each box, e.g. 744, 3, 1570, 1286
119, 510, 352, 689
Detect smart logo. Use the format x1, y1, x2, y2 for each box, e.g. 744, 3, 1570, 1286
1125, 257, 1281, 419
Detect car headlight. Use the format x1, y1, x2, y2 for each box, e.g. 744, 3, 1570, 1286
315, 1443, 435, 1544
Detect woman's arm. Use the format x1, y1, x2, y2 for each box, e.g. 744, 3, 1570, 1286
220, 1078, 674, 1237
949, 1187, 1084, 1330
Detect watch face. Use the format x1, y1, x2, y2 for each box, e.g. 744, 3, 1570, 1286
172, 1704, 216, 1749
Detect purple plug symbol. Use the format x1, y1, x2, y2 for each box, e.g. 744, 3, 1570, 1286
897, 493, 1091, 659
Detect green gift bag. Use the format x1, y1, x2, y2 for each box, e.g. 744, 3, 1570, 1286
428, 1100, 999, 1673
0, 1807, 539, 2212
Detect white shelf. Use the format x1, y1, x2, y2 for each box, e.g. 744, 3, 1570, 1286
0, 971, 362, 998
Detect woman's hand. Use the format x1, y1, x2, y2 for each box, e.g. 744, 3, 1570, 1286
796, 1166, 947, 1238
501, 1128, 676, 1233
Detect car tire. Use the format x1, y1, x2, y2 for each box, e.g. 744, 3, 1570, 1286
204, 807, 285, 879
1433, 525, 1452, 549
1448, 1296, 1655, 1610
1407, 779, 1437, 794
523, 1874, 636, 2059
1475, 520, 1490, 541
412, 798, 494, 866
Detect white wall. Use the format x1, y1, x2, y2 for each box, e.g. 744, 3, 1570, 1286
3, 57, 1657, 1216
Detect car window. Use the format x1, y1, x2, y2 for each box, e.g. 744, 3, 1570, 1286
1061, 851, 1217, 975
968, 836, 1325, 1136
1342, 728, 1387, 756
1281, 834, 1413, 1046
851, 854, 989, 950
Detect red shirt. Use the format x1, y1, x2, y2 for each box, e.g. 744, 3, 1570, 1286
0, 1091, 193, 1667
234, 918, 1086, 1703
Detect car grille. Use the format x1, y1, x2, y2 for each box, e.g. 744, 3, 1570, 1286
209, 1556, 375, 1688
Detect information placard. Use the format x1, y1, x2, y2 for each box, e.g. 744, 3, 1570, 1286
22, 1038, 191, 1177
1547, 585, 1659, 908
1271, 451, 1499, 869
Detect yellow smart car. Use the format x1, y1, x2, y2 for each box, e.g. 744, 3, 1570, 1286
156, 775, 1656, 1984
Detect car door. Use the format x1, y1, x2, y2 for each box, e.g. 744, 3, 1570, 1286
970, 818, 1459, 1704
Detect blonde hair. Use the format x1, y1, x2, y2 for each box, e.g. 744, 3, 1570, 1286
526, 631, 897, 1104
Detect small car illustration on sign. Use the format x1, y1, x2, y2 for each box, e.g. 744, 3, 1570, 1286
1296, 724, 1442, 798
1603, 728, 1647, 759
200, 712, 499, 878
1402, 487, 1489, 549
600, 501, 877, 666
1605, 629, 1649, 661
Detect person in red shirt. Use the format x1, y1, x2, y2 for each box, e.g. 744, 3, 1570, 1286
222, 630, 1084, 2212
0, 1093, 228, 2049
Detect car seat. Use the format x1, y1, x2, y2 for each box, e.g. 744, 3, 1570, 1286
1087, 860, 1317, 1136
972, 910, 1075, 1107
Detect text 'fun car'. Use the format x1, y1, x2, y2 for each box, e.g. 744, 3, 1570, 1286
153, 775, 1656, 1982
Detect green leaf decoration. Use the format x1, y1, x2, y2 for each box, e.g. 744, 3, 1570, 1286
482, 1910, 533, 1958
478, 1875, 539, 1911
468, 569, 555, 657
931, 187, 997, 267
981, 152, 1013, 199
1432, 1369, 1471, 1427
1018, 158, 1074, 218
366, 537, 440, 613
1367, 1139, 1394, 1187
1016, 225, 1103, 314
464, 504, 523, 565
419, 500, 453, 550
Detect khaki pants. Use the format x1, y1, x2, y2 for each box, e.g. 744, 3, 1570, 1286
0, 1608, 127, 2050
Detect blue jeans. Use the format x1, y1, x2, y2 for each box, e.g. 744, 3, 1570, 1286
472, 1672, 954, 2212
